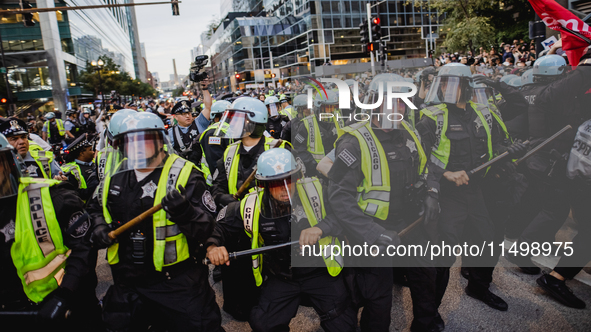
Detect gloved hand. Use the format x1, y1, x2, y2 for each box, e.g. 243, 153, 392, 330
39, 288, 71, 321
423, 194, 440, 225
374, 230, 401, 256
90, 223, 113, 249
161, 185, 190, 215
472, 75, 501, 90
506, 141, 529, 159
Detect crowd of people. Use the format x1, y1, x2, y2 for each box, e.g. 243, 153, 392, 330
1, 36, 591, 332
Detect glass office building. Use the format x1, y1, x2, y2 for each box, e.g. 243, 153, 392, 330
0, 0, 137, 115
200, 0, 442, 90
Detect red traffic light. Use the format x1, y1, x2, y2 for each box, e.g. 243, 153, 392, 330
0, 98, 6, 103
271, 73, 276, 78
372, 17, 380, 25
367, 43, 375, 52
235, 74, 241, 79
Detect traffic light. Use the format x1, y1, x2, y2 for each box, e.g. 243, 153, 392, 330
171, 0, 180, 16
22, 1, 35, 27
359, 19, 369, 44
271, 73, 276, 78
1, 98, 7, 104
366, 42, 376, 53
235, 74, 240, 80
371, 17, 381, 41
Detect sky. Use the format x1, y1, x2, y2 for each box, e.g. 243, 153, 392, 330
134, 0, 220, 82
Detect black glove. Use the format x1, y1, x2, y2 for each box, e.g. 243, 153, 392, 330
161, 185, 190, 215
39, 288, 71, 321
90, 223, 113, 249
506, 141, 529, 159
374, 230, 401, 256
423, 194, 440, 225
472, 75, 501, 90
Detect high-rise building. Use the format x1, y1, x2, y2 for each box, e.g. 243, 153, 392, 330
200, 0, 442, 91
0, 0, 145, 116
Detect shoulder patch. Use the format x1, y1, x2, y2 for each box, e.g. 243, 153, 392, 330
0, 220, 15, 242
216, 206, 227, 222
202, 190, 217, 213
68, 211, 90, 238
338, 148, 357, 167
209, 136, 221, 145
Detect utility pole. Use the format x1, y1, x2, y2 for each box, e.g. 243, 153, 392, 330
270, 51, 275, 88
367, 3, 375, 75
0, 32, 15, 116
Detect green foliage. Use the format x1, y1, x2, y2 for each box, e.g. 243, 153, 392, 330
413, 0, 534, 54
172, 87, 185, 97
79, 55, 156, 98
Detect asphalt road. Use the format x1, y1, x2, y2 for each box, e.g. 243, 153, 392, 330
95, 218, 591, 331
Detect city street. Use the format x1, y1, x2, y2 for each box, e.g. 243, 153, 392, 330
95, 219, 591, 332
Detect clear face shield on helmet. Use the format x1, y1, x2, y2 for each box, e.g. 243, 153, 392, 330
214, 109, 257, 139
318, 103, 338, 122
267, 103, 280, 118
0, 150, 22, 199
424, 76, 472, 105
111, 130, 170, 174
257, 178, 297, 219
472, 87, 496, 106
365, 87, 407, 130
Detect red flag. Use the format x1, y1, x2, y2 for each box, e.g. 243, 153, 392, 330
528, 0, 591, 67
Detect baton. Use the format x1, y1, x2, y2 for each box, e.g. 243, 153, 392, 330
513, 125, 572, 166
204, 215, 428, 265
203, 240, 299, 265
467, 140, 530, 176
233, 139, 284, 200
108, 203, 162, 240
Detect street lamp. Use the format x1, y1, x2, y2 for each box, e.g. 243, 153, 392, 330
91, 59, 105, 107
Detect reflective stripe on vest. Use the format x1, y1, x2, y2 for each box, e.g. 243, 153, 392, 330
303, 115, 325, 163
223, 137, 291, 195
29, 149, 54, 179
61, 162, 87, 189
11, 178, 70, 303
342, 122, 390, 220
296, 177, 343, 276
44, 119, 65, 138
104, 155, 192, 270
240, 190, 264, 286
420, 102, 494, 170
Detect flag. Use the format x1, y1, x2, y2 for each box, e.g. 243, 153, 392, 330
528, 0, 591, 67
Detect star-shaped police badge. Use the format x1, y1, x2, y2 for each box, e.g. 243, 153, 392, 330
406, 139, 417, 153
27, 164, 38, 175
141, 180, 158, 199
474, 117, 483, 132
271, 160, 286, 174
190, 129, 198, 136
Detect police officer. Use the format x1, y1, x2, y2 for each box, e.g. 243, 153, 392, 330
328, 73, 441, 332
292, 91, 340, 178
525, 54, 591, 308
94, 109, 136, 182
199, 100, 232, 176
264, 96, 289, 139
279, 94, 295, 120
207, 148, 357, 331
211, 97, 292, 207
87, 111, 222, 331
61, 135, 99, 202
417, 63, 528, 312
501, 55, 577, 274
0, 133, 101, 330
42, 112, 66, 145
0, 118, 62, 179
79, 109, 97, 136
64, 110, 81, 144
168, 100, 204, 166
280, 94, 307, 143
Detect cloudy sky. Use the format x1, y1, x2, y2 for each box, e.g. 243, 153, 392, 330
135, 0, 220, 82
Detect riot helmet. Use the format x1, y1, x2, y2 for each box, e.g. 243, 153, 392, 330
215, 97, 268, 139
424, 63, 473, 105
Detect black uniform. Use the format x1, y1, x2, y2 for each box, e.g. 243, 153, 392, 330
170, 122, 203, 166
293, 118, 338, 178
0, 183, 101, 331
266, 115, 290, 139
280, 117, 301, 143
199, 126, 230, 175
46, 121, 65, 145
63, 160, 99, 202
86, 161, 222, 331
207, 192, 357, 332
512, 69, 591, 253
328, 127, 445, 332
416, 103, 507, 300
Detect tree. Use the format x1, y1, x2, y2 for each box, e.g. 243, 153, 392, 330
172, 87, 185, 97
79, 55, 156, 99
413, 0, 534, 55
